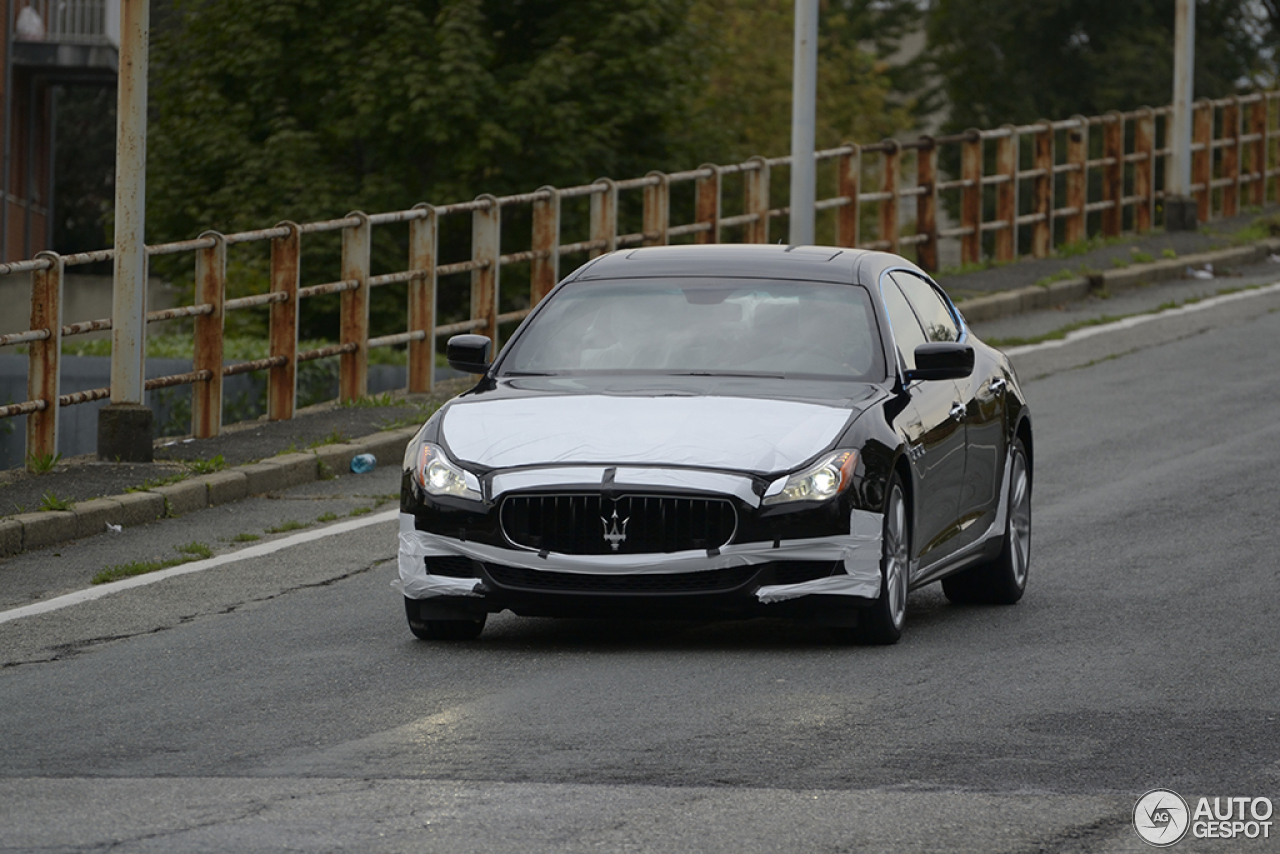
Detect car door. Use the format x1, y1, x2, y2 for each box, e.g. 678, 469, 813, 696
880, 271, 967, 569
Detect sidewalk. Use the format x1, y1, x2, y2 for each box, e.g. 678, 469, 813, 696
2, 207, 1279, 558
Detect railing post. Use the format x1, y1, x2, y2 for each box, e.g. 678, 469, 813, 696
589, 178, 617, 258
470, 194, 501, 349
642, 171, 670, 246
1133, 108, 1155, 233
960, 129, 982, 265
1101, 112, 1124, 237
995, 125, 1018, 261
1222, 96, 1240, 218
268, 222, 300, 417
744, 155, 770, 243
531, 187, 560, 303
1250, 96, 1268, 206
1193, 100, 1212, 222
915, 136, 938, 271
1263, 94, 1274, 205
26, 251, 62, 467
879, 140, 901, 254
1032, 120, 1054, 257
407, 205, 437, 394
192, 231, 225, 438
339, 211, 371, 402
837, 143, 860, 247
694, 165, 721, 245
1066, 116, 1088, 244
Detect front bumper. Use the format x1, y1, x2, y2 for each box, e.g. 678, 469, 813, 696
397, 510, 884, 617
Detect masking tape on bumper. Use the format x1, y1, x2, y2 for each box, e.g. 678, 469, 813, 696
397, 512, 882, 603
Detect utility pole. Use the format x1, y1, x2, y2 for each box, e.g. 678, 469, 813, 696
789, 0, 818, 246
98, 0, 153, 461
1166, 0, 1197, 230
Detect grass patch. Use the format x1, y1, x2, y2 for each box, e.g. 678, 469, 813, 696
340, 392, 396, 408
1110, 257, 1130, 269
265, 519, 308, 534
1162, 248, 1178, 259
349, 506, 373, 517
230, 532, 261, 543
92, 541, 213, 585
186, 455, 226, 475
317, 459, 337, 481
1055, 233, 1130, 259
127, 471, 189, 493
316, 511, 339, 523
39, 491, 75, 512
1129, 248, 1155, 264
1033, 268, 1080, 289
309, 429, 350, 449
25, 451, 61, 473
175, 541, 213, 559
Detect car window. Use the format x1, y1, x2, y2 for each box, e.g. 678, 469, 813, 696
501, 278, 885, 380
891, 271, 959, 343
880, 274, 928, 371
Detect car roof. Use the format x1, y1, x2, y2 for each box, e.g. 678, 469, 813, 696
568, 244, 907, 286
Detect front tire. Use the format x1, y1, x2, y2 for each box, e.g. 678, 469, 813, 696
942, 437, 1031, 605
832, 476, 909, 645
405, 597, 486, 640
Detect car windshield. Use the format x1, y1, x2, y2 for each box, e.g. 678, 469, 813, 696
500, 278, 884, 380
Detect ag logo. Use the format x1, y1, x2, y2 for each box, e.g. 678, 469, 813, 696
1134, 789, 1190, 847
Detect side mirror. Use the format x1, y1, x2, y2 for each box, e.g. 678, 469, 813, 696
446, 334, 492, 374
906, 341, 974, 382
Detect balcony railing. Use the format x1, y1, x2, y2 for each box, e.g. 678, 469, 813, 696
13, 0, 118, 46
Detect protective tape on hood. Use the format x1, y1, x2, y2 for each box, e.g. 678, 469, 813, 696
397, 511, 883, 603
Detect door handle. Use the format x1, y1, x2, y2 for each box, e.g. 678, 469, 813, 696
990, 378, 1007, 395
949, 402, 966, 420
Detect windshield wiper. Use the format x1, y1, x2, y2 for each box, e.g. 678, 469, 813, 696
502, 370, 560, 377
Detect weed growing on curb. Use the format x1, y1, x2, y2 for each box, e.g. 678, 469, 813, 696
38, 491, 75, 512
265, 519, 308, 534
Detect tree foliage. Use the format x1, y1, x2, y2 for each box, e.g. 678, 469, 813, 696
148, 0, 708, 242
681, 0, 921, 163
927, 0, 1267, 132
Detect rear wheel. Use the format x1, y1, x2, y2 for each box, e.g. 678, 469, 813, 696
832, 476, 908, 645
404, 597, 486, 640
942, 437, 1031, 605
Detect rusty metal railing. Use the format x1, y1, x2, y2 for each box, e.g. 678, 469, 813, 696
2, 90, 1277, 469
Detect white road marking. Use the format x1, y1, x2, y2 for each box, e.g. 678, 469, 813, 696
0, 508, 399, 626
1002, 279, 1280, 356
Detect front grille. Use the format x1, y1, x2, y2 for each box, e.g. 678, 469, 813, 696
499, 493, 737, 555
484, 564, 757, 594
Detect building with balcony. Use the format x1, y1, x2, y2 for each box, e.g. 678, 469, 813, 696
3, 0, 118, 262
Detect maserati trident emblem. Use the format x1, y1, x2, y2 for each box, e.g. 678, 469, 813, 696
601, 507, 629, 552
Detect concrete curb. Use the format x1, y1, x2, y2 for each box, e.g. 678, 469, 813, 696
0, 425, 420, 559
955, 238, 1280, 323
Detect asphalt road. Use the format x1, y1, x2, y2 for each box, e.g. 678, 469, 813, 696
2, 288, 1280, 852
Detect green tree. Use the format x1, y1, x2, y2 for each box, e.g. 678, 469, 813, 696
927, 0, 1265, 132
683, 0, 921, 163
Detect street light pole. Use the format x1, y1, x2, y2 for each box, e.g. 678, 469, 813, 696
789, 0, 818, 246
98, 0, 153, 461
1167, 0, 1197, 230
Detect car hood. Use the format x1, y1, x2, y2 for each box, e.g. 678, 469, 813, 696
439, 392, 871, 473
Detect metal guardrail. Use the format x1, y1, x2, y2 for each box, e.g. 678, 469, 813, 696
2, 90, 1277, 469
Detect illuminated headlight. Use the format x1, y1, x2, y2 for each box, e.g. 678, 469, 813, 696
406, 441, 482, 501
762, 451, 857, 506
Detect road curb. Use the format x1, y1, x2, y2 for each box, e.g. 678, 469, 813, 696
0, 425, 420, 559
954, 237, 1280, 323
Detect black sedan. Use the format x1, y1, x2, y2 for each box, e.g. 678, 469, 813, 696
399, 244, 1032, 643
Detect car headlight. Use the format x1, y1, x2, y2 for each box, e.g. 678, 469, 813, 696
762, 451, 857, 505
406, 441, 482, 501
